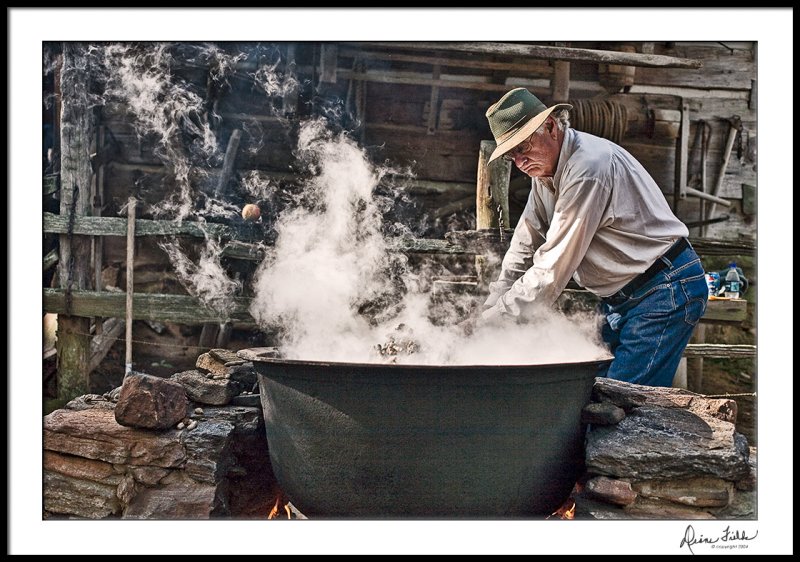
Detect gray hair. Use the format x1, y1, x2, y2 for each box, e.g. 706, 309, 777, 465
533, 108, 571, 137
553, 109, 571, 131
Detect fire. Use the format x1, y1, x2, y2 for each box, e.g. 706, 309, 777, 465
546, 498, 576, 520
267, 492, 292, 520
563, 500, 576, 520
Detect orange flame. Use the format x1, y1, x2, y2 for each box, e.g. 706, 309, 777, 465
268, 492, 290, 520
547, 498, 576, 520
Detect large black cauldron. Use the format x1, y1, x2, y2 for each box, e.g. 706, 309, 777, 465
248, 353, 608, 518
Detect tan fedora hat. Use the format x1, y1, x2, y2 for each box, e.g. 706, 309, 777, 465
486, 88, 572, 163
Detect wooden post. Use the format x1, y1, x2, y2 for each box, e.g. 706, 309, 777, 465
551, 42, 571, 103
427, 64, 441, 134
56, 43, 94, 401
552, 60, 571, 103
672, 101, 689, 215
206, 130, 242, 349
283, 44, 298, 116
475, 140, 511, 291
319, 43, 338, 85
93, 124, 106, 332
214, 129, 241, 199
125, 197, 136, 376
686, 324, 706, 392
476, 140, 511, 230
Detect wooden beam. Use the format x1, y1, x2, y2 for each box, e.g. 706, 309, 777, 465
339, 47, 554, 74
338, 69, 515, 92
700, 298, 748, 324
689, 237, 755, 257
44, 212, 244, 240
44, 289, 256, 325
57, 42, 94, 401
390, 238, 472, 255
349, 42, 703, 69
88, 318, 125, 373
683, 344, 756, 359
43, 248, 59, 272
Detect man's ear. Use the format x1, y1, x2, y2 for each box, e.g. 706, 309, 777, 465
546, 117, 557, 137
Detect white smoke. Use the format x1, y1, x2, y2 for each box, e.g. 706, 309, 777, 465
250, 118, 610, 365
160, 235, 241, 314
94, 43, 265, 315
251, 57, 299, 99
240, 170, 273, 201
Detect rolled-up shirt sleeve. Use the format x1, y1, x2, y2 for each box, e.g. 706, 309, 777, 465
483, 177, 611, 320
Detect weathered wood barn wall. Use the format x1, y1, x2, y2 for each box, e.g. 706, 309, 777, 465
43, 41, 757, 399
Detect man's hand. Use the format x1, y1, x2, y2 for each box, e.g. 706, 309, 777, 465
456, 316, 478, 336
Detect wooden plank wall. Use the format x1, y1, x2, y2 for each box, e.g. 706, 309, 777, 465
86, 41, 756, 295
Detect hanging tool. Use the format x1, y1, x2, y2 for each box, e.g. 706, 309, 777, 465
704, 116, 742, 235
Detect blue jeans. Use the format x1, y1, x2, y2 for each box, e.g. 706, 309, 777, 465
597, 244, 709, 387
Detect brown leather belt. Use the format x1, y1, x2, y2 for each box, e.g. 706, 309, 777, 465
604, 237, 690, 305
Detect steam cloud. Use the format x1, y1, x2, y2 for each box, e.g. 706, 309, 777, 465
249, 120, 610, 366
71, 41, 609, 365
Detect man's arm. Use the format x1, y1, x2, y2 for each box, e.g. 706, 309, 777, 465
483, 187, 548, 308
483, 177, 611, 320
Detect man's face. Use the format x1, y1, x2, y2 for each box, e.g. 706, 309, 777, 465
504, 117, 562, 178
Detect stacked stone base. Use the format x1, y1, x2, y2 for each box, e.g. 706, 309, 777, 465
44, 398, 277, 519
574, 378, 756, 520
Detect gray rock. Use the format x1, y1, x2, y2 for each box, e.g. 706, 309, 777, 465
624, 497, 716, 519
633, 477, 733, 507
592, 378, 738, 423
44, 471, 121, 519
171, 369, 238, 406
65, 394, 115, 411
581, 402, 626, 425
43, 403, 273, 520
231, 393, 261, 408
228, 362, 258, 390
236, 347, 280, 362
735, 446, 757, 492
585, 405, 750, 481
114, 373, 189, 430
585, 476, 637, 506
572, 491, 630, 520
122, 480, 225, 519
712, 488, 756, 519
45, 409, 187, 467
196, 352, 228, 376
209, 348, 245, 365
182, 419, 235, 484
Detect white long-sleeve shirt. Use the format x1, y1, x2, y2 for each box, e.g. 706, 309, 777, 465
483, 128, 689, 320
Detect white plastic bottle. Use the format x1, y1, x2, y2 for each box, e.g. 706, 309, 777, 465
724, 262, 741, 299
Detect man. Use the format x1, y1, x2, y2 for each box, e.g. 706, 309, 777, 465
479, 88, 708, 387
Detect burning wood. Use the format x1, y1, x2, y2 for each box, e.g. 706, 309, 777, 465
267, 491, 291, 520
547, 497, 576, 520
374, 324, 420, 363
